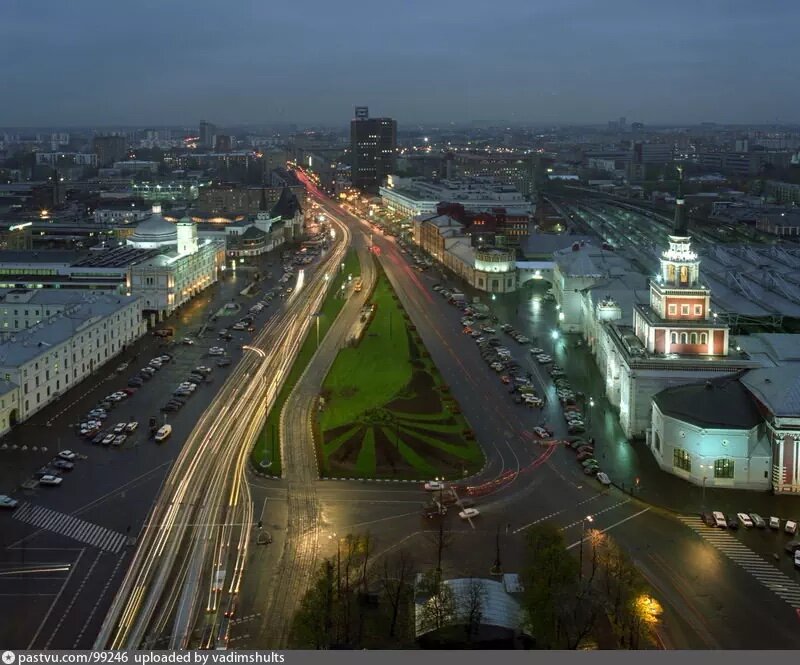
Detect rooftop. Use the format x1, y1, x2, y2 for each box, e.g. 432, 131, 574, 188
741, 367, 800, 418
0, 294, 141, 368
653, 374, 762, 429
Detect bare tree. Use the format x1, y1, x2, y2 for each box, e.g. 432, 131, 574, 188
462, 578, 486, 643
417, 570, 454, 635
380, 548, 414, 639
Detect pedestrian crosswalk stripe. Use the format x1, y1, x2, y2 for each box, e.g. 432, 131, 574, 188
12, 502, 127, 554
678, 515, 800, 610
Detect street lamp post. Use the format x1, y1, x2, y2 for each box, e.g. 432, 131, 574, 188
579, 515, 594, 583
588, 398, 595, 429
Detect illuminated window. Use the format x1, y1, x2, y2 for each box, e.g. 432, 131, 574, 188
714, 458, 734, 479
673, 448, 691, 472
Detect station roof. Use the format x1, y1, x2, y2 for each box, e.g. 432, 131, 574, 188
653, 375, 763, 429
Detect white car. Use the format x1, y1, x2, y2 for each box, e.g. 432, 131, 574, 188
113, 422, 127, 434
209, 347, 225, 356
125, 421, 139, 433
533, 427, 549, 439
712, 511, 727, 528
737, 513, 753, 528
39, 475, 63, 486
0, 495, 18, 509
58, 450, 77, 461
424, 481, 445, 492
182, 338, 195, 345
459, 508, 480, 520
517, 336, 530, 344
786, 520, 798, 535
530, 348, 544, 355
795, 550, 800, 570
769, 516, 781, 529
596, 472, 611, 486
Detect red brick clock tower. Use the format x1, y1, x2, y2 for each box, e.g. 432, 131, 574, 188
633, 167, 729, 356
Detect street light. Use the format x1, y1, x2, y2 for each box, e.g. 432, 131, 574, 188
699, 464, 709, 508
579, 515, 594, 582
551, 330, 559, 341
588, 397, 595, 429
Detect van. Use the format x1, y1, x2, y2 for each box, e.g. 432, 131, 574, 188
154, 424, 172, 442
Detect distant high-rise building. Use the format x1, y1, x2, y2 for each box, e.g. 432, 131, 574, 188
199, 120, 217, 149
619, 116, 627, 129
92, 135, 127, 167
215, 134, 232, 152
350, 107, 396, 193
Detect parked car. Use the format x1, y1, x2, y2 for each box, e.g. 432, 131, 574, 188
596, 472, 611, 486
58, 450, 77, 461
786, 520, 798, 535
533, 427, 549, 439
737, 513, 753, 528
700, 512, 716, 527
749, 513, 766, 528
769, 516, 781, 530
39, 475, 63, 486
0, 495, 18, 509
712, 511, 727, 528
125, 421, 139, 433
51, 459, 74, 471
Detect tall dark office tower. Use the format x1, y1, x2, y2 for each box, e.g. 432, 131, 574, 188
350, 107, 397, 193
92, 134, 127, 166
199, 120, 217, 149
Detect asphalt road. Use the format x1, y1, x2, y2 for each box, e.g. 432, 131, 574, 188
324, 205, 800, 649
0, 245, 318, 649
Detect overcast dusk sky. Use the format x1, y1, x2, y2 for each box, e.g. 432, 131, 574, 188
1, 0, 797, 127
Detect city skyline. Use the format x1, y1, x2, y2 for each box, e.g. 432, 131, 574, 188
1, 0, 798, 127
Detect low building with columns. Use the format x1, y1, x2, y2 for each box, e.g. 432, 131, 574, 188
126, 205, 225, 319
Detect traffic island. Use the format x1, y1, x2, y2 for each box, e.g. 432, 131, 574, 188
249, 248, 362, 477
317, 266, 484, 480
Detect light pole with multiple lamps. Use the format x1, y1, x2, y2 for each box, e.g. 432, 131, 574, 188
699, 464, 709, 508
579, 515, 594, 583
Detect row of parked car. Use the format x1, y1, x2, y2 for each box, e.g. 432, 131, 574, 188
703, 511, 800, 568
161, 366, 213, 413
25, 449, 84, 490
127, 353, 174, 388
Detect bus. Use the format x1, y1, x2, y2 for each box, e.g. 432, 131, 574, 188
353, 277, 363, 293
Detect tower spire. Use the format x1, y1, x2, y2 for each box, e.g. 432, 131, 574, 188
673, 165, 687, 236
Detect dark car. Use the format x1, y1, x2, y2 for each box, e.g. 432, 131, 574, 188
34, 467, 60, 478
161, 404, 179, 412
51, 459, 74, 471
785, 540, 800, 554
92, 432, 106, 445
217, 358, 232, 367
727, 517, 739, 530
700, 512, 716, 527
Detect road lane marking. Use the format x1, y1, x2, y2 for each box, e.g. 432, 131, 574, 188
566, 506, 651, 550
12, 502, 127, 553
26, 548, 84, 649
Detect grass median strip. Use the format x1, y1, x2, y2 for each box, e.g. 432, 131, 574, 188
250, 248, 362, 477
318, 262, 484, 480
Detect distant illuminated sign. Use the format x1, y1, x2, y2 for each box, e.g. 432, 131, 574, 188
9, 222, 32, 231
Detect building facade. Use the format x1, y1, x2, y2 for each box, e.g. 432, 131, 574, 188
350, 108, 397, 193
0, 293, 145, 435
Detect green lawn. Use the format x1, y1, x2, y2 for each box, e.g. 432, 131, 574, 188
320, 273, 411, 430
249, 248, 362, 475
318, 263, 485, 480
